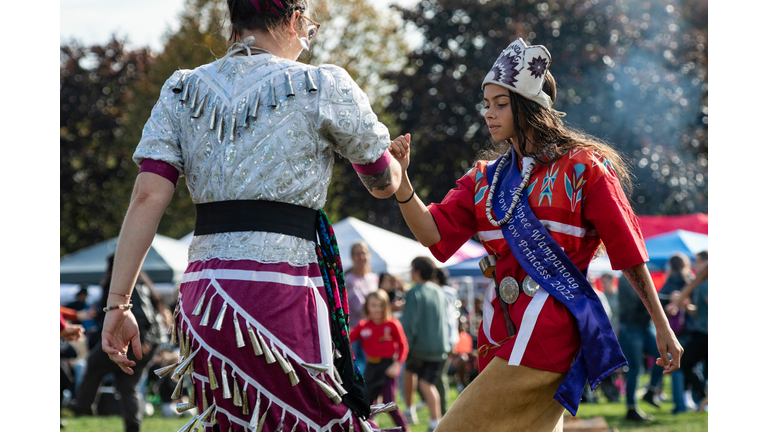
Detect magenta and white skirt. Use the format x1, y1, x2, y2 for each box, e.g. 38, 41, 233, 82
173, 258, 378, 431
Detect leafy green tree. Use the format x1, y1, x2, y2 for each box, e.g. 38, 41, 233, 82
382, 0, 707, 222
60, 38, 153, 256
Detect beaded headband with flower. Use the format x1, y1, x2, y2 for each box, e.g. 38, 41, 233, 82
482, 38, 553, 110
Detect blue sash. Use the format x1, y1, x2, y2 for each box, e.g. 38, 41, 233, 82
486, 153, 627, 415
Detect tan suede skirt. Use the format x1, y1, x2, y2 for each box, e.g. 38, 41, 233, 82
434, 357, 567, 432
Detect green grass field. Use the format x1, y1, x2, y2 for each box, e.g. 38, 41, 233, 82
61, 375, 707, 431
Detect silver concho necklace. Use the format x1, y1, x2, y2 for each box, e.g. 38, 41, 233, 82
487, 143, 556, 304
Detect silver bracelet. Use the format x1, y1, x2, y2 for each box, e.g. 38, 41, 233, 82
103, 304, 133, 313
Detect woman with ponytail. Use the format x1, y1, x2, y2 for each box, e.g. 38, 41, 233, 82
101, 1, 407, 430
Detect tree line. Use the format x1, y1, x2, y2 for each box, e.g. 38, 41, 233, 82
61, 0, 707, 256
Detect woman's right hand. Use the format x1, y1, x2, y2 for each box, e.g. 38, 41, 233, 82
101, 309, 143, 375
389, 133, 411, 174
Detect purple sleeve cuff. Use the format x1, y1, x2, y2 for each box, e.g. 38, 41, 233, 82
139, 159, 179, 188
351, 150, 392, 175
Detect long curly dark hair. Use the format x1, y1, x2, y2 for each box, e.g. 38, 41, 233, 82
478, 70, 633, 196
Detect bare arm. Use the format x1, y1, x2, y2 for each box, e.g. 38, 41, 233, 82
389, 134, 441, 246
621, 262, 684, 373
102, 171, 175, 374
357, 157, 402, 199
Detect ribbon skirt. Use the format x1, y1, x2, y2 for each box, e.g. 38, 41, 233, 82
173, 258, 372, 431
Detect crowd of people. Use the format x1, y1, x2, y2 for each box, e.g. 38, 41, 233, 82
60, 243, 708, 431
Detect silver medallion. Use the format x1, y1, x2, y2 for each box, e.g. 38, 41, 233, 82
499, 276, 520, 304
522, 275, 540, 297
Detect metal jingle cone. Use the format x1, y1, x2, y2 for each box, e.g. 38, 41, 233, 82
348, 418, 354, 432
200, 402, 216, 422
200, 296, 215, 326
177, 328, 186, 360
201, 386, 208, 413
242, 388, 249, 416
256, 407, 269, 432
310, 374, 342, 404
192, 292, 207, 316
287, 369, 300, 386
192, 93, 207, 119
229, 112, 237, 142
171, 374, 185, 400
248, 326, 264, 356
305, 70, 317, 92
275, 419, 285, 432
173, 346, 201, 380
301, 362, 329, 373
209, 105, 217, 130
189, 82, 200, 111
332, 365, 345, 389
268, 80, 277, 108
249, 395, 261, 429
284, 72, 295, 97
233, 375, 242, 407
207, 360, 219, 390
177, 415, 198, 432
359, 419, 374, 432
182, 332, 192, 360
257, 332, 276, 364
176, 401, 196, 413
370, 402, 397, 416
239, 96, 250, 128
172, 75, 184, 94
250, 92, 260, 119
181, 77, 191, 102
212, 302, 228, 331
272, 347, 292, 374
291, 421, 299, 432
154, 362, 180, 378
216, 112, 225, 142
169, 320, 178, 345
328, 371, 347, 396
221, 364, 232, 399
233, 314, 246, 348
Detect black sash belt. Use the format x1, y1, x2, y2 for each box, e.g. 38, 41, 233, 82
194, 200, 318, 242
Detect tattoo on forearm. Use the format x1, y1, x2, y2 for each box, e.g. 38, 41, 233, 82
359, 168, 392, 192
625, 267, 654, 314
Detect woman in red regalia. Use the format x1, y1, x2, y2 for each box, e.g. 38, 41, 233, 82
388, 38, 683, 432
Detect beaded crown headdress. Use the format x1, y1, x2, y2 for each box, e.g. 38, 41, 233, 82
482, 38, 553, 110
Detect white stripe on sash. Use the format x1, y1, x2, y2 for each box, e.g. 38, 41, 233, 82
508, 289, 550, 366
181, 269, 324, 288
478, 230, 504, 242
540, 220, 587, 238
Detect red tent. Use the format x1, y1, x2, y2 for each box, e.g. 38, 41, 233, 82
637, 213, 708, 239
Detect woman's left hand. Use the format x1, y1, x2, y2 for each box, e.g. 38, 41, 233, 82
654, 325, 683, 374
101, 309, 143, 375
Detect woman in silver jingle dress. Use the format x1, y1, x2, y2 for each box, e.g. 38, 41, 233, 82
100, 1, 406, 431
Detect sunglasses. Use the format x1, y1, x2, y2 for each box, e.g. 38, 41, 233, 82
301, 15, 321, 42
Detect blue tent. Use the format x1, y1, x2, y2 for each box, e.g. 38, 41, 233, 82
445, 229, 708, 276
644, 229, 708, 271
444, 255, 485, 277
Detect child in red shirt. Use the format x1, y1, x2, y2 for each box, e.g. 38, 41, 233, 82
350, 290, 410, 431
